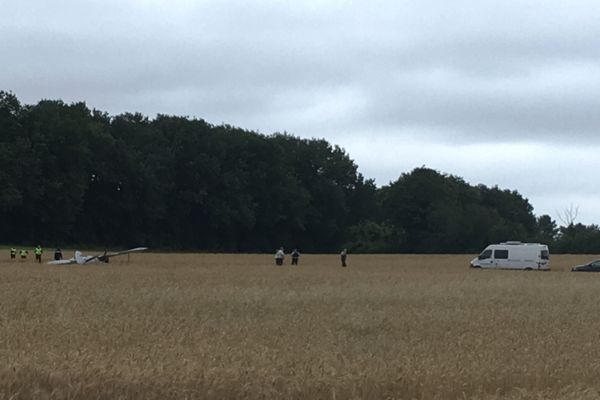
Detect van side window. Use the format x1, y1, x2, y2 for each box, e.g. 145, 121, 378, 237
494, 249, 509, 259
541, 250, 549, 260
478, 250, 492, 260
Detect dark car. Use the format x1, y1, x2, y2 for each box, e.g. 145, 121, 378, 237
571, 260, 600, 272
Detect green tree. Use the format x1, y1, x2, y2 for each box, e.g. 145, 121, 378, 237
381, 167, 538, 253
345, 221, 400, 253
0, 91, 561, 254
535, 214, 558, 245
555, 223, 600, 254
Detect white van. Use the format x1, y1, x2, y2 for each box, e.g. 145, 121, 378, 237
470, 242, 550, 270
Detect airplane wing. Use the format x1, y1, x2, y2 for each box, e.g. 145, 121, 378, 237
104, 247, 148, 258
47, 258, 77, 265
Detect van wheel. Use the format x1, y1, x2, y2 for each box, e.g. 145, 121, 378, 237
524, 268, 533, 271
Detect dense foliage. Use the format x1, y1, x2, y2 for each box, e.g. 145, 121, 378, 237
0, 91, 594, 252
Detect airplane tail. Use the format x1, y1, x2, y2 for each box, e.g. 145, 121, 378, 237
75, 251, 85, 264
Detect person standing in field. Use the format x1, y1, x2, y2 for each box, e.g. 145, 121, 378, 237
10, 247, 16, 260
54, 248, 63, 261
340, 248, 347, 267
275, 247, 285, 266
291, 249, 300, 266
19, 249, 28, 261
34, 245, 43, 264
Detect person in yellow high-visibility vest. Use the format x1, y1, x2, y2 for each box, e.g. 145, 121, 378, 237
10, 248, 16, 260
34, 245, 43, 264
19, 249, 28, 261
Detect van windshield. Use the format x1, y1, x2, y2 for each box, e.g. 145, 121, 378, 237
478, 250, 492, 260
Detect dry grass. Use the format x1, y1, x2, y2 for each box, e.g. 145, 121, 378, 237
2, 253, 600, 399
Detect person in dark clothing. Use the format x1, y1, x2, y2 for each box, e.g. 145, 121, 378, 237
291, 249, 300, 266
340, 248, 347, 267
54, 248, 63, 261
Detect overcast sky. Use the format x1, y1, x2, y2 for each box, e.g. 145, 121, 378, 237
2, 0, 599, 224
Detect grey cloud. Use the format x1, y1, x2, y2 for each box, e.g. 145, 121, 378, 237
365, 67, 600, 143
5, 0, 600, 221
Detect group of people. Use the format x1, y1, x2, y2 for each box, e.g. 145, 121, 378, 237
275, 248, 348, 267
274, 248, 301, 266
9, 246, 63, 264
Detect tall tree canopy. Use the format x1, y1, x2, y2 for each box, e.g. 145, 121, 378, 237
0, 91, 592, 252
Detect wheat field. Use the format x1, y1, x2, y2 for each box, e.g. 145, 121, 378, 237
2, 253, 600, 399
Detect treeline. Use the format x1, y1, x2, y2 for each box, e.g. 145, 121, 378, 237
0, 91, 597, 253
